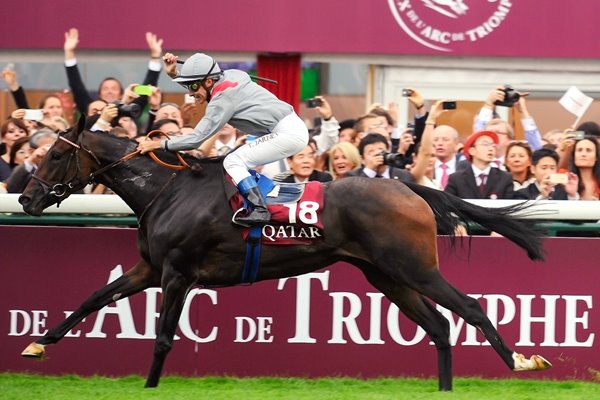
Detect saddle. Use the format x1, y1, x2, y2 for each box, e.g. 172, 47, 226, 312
224, 170, 326, 245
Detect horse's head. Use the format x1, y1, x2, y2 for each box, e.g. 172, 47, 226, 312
19, 116, 98, 215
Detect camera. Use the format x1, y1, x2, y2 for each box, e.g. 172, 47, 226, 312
442, 101, 456, 110
402, 88, 413, 97
573, 131, 585, 140
113, 101, 141, 119
494, 85, 521, 107
305, 98, 323, 108
379, 151, 410, 169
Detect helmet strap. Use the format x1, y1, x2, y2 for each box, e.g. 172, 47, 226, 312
200, 60, 218, 103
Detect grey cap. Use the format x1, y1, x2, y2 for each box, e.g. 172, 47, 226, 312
173, 53, 222, 83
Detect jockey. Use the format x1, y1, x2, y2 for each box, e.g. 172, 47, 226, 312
137, 53, 309, 225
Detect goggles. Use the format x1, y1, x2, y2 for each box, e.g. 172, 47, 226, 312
179, 80, 203, 92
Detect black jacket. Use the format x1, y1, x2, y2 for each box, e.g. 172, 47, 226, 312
346, 166, 415, 183
276, 170, 333, 183
514, 183, 569, 200
444, 166, 514, 199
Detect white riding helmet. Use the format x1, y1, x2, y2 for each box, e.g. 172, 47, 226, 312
173, 53, 222, 83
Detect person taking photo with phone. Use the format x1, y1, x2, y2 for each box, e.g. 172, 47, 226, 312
513, 148, 579, 200
137, 52, 308, 225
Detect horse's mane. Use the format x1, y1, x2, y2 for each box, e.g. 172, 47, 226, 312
85, 130, 226, 176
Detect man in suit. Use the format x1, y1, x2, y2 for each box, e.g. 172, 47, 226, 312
445, 130, 513, 199
514, 148, 579, 200
274, 138, 332, 183
346, 133, 414, 182
432, 125, 466, 189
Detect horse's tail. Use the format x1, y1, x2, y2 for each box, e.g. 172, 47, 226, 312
404, 182, 545, 261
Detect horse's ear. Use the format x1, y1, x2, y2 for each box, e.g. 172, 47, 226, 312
75, 114, 86, 136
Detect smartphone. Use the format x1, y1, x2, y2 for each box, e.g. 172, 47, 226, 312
442, 101, 457, 110
133, 85, 153, 96
402, 88, 413, 97
184, 94, 195, 104
305, 98, 323, 108
5, 63, 15, 71
549, 173, 568, 185
23, 109, 44, 121
573, 131, 585, 140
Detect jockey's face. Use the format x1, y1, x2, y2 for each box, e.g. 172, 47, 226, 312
188, 78, 214, 104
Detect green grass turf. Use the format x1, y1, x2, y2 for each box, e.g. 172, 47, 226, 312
0, 374, 598, 400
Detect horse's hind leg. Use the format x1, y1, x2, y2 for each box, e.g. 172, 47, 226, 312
360, 267, 453, 391
145, 266, 197, 388
21, 259, 157, 358
413, 270, 551, 372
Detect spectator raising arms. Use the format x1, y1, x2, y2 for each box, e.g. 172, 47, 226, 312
63, 28, 162, 116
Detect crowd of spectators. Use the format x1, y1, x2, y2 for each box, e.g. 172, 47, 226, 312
2, 28, 599, 208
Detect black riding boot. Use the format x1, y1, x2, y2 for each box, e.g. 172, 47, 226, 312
236, 186, 271, 225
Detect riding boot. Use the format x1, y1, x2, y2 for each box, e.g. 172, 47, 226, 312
236, 177, 271, 225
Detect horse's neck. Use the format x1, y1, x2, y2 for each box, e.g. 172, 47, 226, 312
94, 144, 173, 216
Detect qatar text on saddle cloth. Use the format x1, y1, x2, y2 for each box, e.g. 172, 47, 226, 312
230, 181, 325, 245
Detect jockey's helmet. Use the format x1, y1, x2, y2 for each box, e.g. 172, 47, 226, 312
173, 53, 222, 86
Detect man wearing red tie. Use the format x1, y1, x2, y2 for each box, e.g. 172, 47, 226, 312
444, 130, 514, 199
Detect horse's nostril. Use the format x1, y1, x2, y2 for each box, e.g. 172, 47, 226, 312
18, 195, 30, 206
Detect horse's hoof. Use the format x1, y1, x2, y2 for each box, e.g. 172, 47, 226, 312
512, 352, 552, 371
21, 342, 46, 359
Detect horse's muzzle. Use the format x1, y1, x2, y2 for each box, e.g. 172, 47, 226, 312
18, 194, 43, 216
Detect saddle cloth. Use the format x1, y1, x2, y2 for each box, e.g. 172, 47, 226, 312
226, 171, 325, 245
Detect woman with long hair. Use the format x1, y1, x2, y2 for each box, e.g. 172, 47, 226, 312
567, 135, 600, 200
1, 118, 29, 181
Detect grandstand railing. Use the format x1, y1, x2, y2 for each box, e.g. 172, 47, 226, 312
1, 194, 599, 235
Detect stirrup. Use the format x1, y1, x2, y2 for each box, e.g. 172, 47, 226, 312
234, 208, 271, 226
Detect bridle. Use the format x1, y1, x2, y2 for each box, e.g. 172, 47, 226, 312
31, 130, 190, 206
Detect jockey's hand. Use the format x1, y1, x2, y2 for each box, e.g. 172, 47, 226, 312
137, 139, 163, 154
163, 53, 178, 78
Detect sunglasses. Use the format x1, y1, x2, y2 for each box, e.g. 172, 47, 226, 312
179, 81, 203, 92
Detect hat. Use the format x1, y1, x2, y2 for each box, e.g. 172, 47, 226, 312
462, 130, 498, 161
173, 53, 222, 83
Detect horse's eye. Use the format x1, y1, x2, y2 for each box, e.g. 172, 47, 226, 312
51, 152, 63, 160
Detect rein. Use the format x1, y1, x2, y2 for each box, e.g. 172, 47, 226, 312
32, 130, 190, 206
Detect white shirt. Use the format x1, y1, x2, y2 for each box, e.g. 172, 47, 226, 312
471, 165, 492, 186
363, 167, 390, 179
434, 157, 457, 183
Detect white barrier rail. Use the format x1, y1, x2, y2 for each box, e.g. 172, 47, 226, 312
1, 194, 600, 221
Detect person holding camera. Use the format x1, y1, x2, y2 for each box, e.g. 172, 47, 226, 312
513, 148, 579, 200
137, 52, 308, 225
474, 85, 544, 162
345, 133, 414, 182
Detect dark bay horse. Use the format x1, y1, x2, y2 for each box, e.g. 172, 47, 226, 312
18, 118, 551, 390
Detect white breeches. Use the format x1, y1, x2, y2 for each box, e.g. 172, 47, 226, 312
223, 112, 309, 184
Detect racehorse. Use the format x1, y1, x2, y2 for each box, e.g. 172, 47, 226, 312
18, 117, 551, 390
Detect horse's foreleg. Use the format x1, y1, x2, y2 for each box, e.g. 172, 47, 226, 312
360, 267, 453, 391
145, 268, 196, 388
22, 259, 157, 358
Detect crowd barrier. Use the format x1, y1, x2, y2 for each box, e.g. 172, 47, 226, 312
2, 194, 600, 234
1, 224, 599, 381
